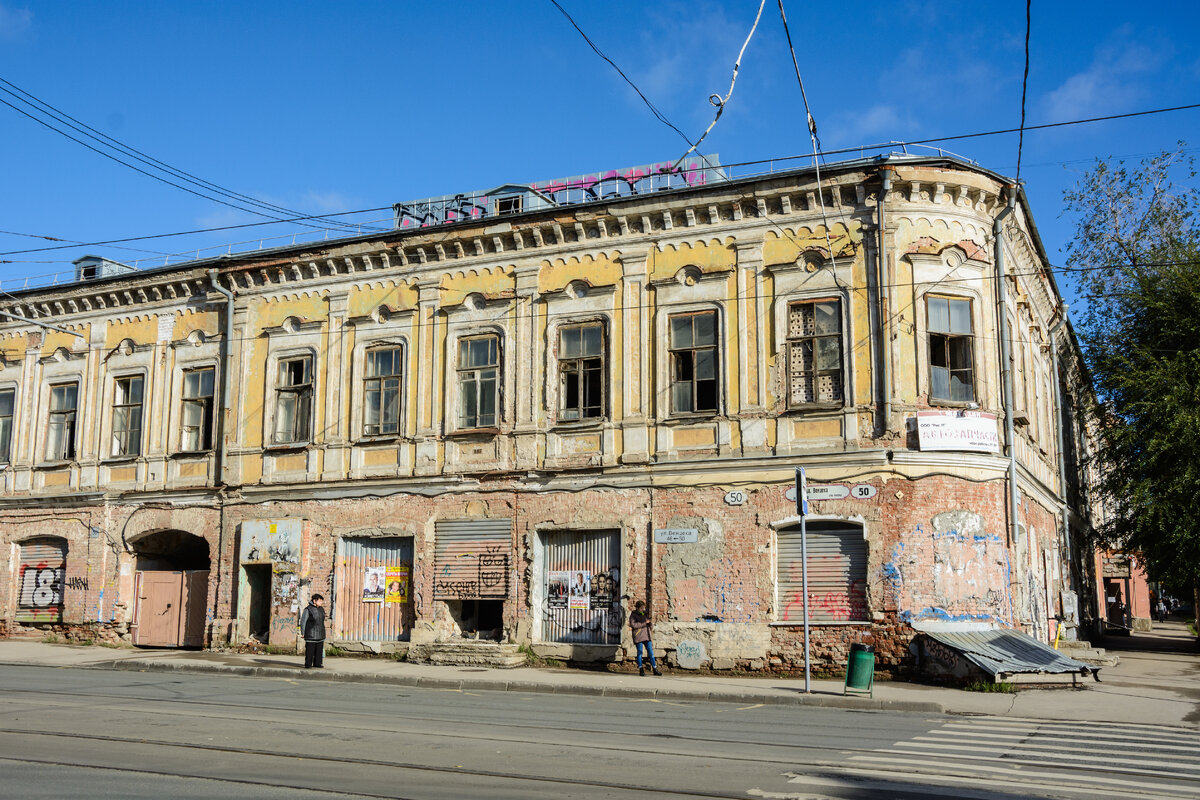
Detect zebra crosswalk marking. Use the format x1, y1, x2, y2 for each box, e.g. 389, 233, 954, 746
935, 727, 1199, 751
839, 755, 1189, 796
892, 738, 1200, 773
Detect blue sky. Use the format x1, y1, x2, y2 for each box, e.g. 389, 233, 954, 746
1, 1, 1197, 308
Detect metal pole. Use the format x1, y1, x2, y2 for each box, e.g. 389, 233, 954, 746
795, 467, 811, 693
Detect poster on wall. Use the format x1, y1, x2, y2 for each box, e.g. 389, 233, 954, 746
362, 566, 385, 602
385, 564, 411, 603
591, 568, 617, 609
568, 570, 591, 610
547, 570, 569, 609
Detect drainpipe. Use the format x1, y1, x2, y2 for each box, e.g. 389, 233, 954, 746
1049, 306, 1072, 613
208, 269, 234, 485
994, 189, 1019, 548
877, 167, 893, 434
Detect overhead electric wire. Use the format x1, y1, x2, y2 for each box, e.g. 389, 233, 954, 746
673, 0, 767, 168
0, 78, 371, 235
547, 0, 695, 149
1015, 0, 1032, 181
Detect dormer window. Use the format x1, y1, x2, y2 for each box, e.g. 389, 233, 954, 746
495, 196, 522, 215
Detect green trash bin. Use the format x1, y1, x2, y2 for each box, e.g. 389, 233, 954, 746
843, 642, 875, 697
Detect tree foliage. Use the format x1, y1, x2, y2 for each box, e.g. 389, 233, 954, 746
1064, 145, 1200, 585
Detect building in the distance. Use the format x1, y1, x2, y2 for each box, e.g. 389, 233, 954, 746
0, 153, 1105, 671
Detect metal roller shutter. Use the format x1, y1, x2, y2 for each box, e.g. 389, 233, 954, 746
433, 519, 512, 600
334, 536, 415, 641
17, 538, 67, 624
778, 522, 868, 623
541, 529, 621, 644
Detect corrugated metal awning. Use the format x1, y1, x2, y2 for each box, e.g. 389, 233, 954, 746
923, 629, 1094, 678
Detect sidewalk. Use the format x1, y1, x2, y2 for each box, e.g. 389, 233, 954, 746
2, 622, 1197, 727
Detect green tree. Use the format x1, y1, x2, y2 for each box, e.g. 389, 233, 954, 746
1064, 145, 1200, 588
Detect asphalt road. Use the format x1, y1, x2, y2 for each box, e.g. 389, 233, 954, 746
0, 665, 1196, 799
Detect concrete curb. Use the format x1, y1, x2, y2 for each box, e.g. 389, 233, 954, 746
54, 658, 947, 714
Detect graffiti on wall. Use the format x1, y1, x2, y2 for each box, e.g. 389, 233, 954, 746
392, 157, 723, 230
884, 511, 1013, 627
240, 520, 301, 569
18, 564, 64, 621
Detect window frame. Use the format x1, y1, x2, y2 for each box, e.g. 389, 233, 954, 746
0, 386, 14, 463
556, 321, 606, 423
109, 373, 145, 458
45, 381, 79, 462
273, 354, 314, 445
456, 333, 501, 431
926, 294, 977, 405
362, 344, 404, 438
785, 297, 845, 409
668, 309, 720, 417
179, 366, 216, 453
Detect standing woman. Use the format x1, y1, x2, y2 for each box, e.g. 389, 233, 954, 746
629, 600, 662, 676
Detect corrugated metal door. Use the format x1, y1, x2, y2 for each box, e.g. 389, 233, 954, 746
16, 538, 67, 624
334, 537, 415, 641
778, 522, 868, 623
433, 520, 512, 600
541, 529, 621, 644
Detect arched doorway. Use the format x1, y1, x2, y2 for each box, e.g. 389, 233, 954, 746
130, 530, 210, 648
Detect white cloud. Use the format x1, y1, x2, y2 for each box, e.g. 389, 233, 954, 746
1041, 26, 1167, 121
0, 3, 31, 39
822, 104, 914, 149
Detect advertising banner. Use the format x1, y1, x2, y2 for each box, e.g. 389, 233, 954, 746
916, 410, 1000, 453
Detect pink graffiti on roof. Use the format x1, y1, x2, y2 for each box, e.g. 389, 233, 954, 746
394, 157, 722, 230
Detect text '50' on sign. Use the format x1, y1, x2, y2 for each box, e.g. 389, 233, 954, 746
784, 483, 877, 501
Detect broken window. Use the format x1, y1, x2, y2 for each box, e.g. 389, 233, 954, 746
457, 335, 499, 429
364, 346, 403, 436
928, 295, 975, 403
669, 310, 719, 415
111, 375, 144, 457
180, 367, 215, 452
46, 383, 78, 461
558, 322, 604, 421
274, 356, 313, 444
495, 196, 523, 215
787, 299, 844, 406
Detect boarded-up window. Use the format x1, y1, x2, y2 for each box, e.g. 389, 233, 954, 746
17, 538, 67, 624
433, 519, 511, 600
540, 529, 621, 644
777, 522, 868, 623
787, 299, 843, 405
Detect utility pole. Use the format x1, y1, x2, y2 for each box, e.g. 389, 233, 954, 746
795, 467, 811, 693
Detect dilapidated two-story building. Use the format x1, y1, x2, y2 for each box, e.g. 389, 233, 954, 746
0, 153, 1104, 671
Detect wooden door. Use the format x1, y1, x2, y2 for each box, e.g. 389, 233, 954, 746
134, 571, 184, 646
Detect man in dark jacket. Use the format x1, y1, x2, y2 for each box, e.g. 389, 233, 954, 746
298, 594, 326, 669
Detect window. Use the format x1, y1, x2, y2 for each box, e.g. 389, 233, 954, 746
111, 376, 144, 457
46, 383, 78, 461
787, 299, 844, 406
457, 335, 499, 429
928, 296, 975, 403
181, 367, 215, 452
558, 323, 604, 421
669, 311, 719, 414
364, 347, 402, 436
495, 196, 522, 215
0, 388, 13, 462
777, 521, 868, 623
274, 356, 313, 444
